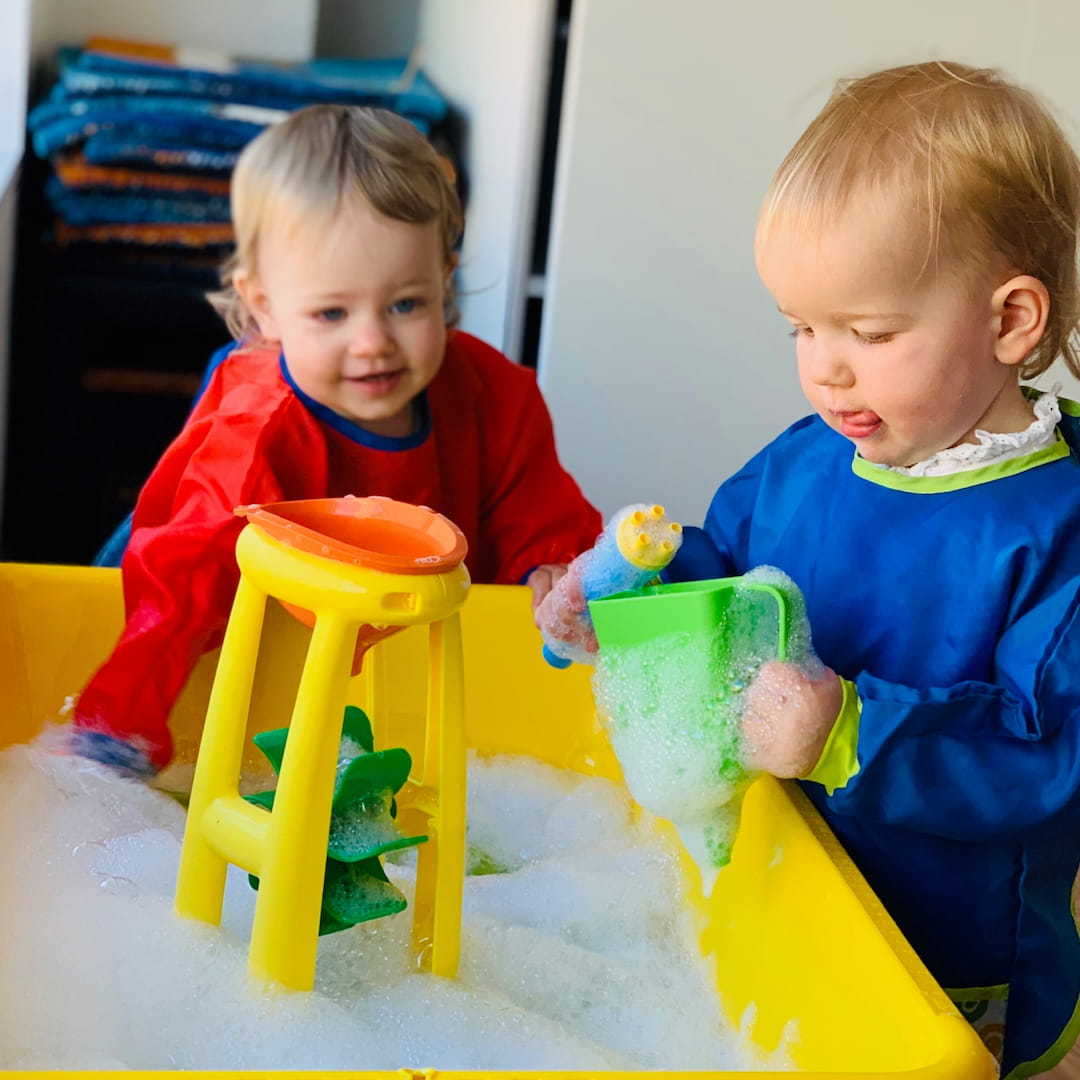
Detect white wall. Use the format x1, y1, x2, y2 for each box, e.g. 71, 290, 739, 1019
0, 0, 31, 537
29, 0, 318, 66
0, 0, 30, 162
539, 0, 1080, 521
418, 0, 554, 359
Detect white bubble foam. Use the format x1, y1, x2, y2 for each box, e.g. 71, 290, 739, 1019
0, 737, 778, 1071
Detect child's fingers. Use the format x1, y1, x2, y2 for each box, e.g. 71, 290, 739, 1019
537, 597, 583, 639
527, 564, 567, 611
527, 570, 551, 611
564, 571, 588, 613
535, 583, 595, 650
741, 661, 841, 778
534, 578, 576, 629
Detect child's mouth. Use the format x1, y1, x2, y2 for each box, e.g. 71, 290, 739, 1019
837, 410, 882, 439
347, 370, 406, 398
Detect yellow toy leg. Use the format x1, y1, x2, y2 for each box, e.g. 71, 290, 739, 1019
248, 613, 355, 989
175, 576, 269, 927
409, 614, 467, 976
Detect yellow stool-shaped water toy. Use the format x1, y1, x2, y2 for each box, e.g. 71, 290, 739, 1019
174, 496, 471, 990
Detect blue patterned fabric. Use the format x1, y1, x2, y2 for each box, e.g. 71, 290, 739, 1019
44, 176, 230, 225
26, 44, 448, 245
55, 47, 447, 124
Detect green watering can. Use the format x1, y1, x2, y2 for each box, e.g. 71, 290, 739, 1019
588, 574, 796, 892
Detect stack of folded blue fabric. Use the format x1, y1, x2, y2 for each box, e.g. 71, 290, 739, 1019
26, 38, 450, 261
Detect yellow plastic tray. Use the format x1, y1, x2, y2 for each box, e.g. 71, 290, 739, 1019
0, 562, 993, 1079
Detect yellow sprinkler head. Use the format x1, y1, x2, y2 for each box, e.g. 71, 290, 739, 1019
615, 503, 685, 571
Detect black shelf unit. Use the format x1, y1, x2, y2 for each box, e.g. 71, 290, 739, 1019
2, 153, 230, 565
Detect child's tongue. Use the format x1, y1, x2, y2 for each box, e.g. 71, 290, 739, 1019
839, 410, 882, 438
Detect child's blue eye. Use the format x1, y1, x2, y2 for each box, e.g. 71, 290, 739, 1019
788, 326, 813, 338
316, 307, 347, 323
390, 297, 421, 315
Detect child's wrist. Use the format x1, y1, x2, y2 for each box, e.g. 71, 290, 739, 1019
804, 677, 861, 794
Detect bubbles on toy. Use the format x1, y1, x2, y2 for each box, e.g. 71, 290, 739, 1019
538, 504, 684, 668
739, 565, 821, 676
244, 706, 426, 935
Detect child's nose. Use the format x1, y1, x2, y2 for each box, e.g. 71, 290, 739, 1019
349, 316, 391, 356
805, 339, 855, 388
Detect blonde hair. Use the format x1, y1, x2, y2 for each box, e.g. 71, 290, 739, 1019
760, 60, 1080, 380
210, 104, 463, 341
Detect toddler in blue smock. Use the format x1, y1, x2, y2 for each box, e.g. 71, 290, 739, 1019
540, 60, 1080, 1077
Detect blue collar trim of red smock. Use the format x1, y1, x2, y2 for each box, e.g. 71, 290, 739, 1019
279, 353, 431, 451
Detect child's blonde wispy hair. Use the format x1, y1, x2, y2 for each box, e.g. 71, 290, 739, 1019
211, 104, 463, 341
759, 60, 1080, 379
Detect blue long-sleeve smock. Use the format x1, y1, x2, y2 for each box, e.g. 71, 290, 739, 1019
667, 400, 1080, 1076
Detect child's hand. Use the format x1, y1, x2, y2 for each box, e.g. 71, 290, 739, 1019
65, 727, 158, 780
741, 661, 843, 778
533, 564, 598, 655
526, 563, 568, 610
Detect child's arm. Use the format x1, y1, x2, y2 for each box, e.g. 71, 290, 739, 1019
744, 578, 1080, 840
72, 416, 287, 773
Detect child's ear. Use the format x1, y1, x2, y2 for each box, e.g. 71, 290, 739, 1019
992, 274, 1050, 367
234, 268, 282, 343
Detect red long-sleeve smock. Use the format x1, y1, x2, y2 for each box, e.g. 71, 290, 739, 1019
74, 330, 601, 768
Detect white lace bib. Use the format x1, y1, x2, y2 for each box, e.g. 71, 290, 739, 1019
882, 393, 1060, 478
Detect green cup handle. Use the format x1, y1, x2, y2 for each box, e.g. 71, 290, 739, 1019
738, 582, 792, 662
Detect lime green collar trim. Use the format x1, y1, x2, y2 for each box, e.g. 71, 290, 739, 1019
944, 983, 1009, 1001
1023, 385, 1080, 416
851, 429, 1070, 493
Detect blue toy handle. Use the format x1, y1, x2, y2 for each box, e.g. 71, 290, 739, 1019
542, 644, 573, 670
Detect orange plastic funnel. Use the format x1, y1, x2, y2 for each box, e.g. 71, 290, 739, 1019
237, 496, 468, 574
237, 496, 469, 672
